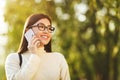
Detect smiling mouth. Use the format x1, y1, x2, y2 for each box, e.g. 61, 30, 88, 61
41, 35, 49, 39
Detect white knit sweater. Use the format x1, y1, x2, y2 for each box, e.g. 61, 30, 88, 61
5, 49, 70, 80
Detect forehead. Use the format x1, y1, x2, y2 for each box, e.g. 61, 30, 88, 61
35, 18, 51, 26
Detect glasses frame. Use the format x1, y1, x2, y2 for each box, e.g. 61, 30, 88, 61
29, 23, 55, 33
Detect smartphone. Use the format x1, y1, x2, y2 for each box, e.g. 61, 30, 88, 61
25, 29, 35, 42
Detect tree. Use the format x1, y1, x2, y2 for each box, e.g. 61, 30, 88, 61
4, 0, 120, 80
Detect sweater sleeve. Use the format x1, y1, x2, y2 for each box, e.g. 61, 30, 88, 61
5, 53, 41, 80
60, 54, 71, 80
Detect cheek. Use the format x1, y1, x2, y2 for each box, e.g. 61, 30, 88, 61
42, 34, 52, 44
47, 34, 52, 43
49, 34, 52, 40
46, 35, 52, 43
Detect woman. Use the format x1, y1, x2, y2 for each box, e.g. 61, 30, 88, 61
5, 13, 70, 80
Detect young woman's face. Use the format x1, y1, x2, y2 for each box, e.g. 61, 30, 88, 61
32, 18, 52, 45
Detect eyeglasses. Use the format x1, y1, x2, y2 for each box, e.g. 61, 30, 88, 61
29, 23, 55, 33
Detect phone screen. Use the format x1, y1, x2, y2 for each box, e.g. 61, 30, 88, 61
25, 29, 35, 42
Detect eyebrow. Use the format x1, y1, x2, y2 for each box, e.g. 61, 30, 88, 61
38, 23, 51, 27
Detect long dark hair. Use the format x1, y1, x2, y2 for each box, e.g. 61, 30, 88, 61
18, 13, 52, 54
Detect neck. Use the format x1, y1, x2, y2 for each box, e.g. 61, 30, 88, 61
37, 46, 46, 53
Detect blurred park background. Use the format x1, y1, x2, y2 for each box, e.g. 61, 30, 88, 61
0, 0, 120, 80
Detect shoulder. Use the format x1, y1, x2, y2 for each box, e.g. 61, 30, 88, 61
51, 52, 65, 60
52, 52, 64, 57
5, 53, 19, 62
6, 53, 18, 58
5, 53, 21, 70
52, 52, 69, 66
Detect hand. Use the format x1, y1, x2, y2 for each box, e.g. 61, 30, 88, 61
27, 36, 44, 55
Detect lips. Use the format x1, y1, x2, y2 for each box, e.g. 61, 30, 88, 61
40, 35, 49, 40
37, 34, 51, 45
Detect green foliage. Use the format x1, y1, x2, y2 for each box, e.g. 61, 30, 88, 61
3, 0, 120, 80
0, 65, 6, 80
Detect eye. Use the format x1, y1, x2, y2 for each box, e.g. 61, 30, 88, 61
49, 27, 55, 31
38, 25, 45, 30
39, 26, 44, 28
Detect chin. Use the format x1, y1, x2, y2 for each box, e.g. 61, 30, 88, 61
42, 39, 51, 45
42, 41, 50, 45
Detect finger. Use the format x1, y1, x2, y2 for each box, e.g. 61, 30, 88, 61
34, 39, 41, 47
28, 35, 41, 48
29, 36, 39, 45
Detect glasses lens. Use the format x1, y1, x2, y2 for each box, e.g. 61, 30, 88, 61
33, 23, 55, 33
48, 27, 55, 33
38, 26, 45, 31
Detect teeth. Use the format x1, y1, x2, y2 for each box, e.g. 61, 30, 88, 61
41, 35, 48, 39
